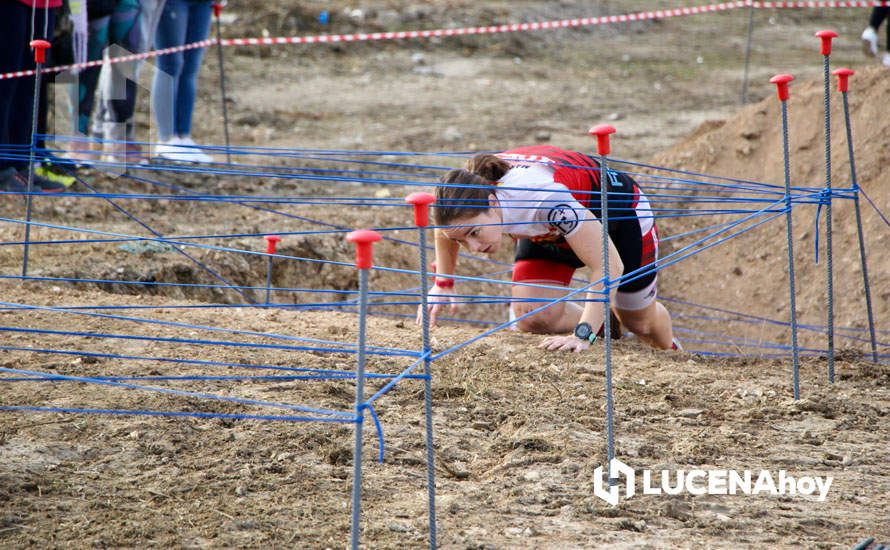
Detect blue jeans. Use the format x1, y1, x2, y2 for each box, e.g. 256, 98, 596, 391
151, 0, 212, 141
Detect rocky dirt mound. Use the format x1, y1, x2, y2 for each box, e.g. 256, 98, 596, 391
652, 66, 890, 350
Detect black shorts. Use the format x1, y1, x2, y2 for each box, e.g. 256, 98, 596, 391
513, 170, 657, 293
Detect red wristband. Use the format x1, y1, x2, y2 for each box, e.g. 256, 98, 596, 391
435, 277, 455, 289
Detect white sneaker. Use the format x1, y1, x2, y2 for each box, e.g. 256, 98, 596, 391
154, 137, 190, 162
883, 52, 890, 68
176, 136, 214, 164
862, 26, 878, 57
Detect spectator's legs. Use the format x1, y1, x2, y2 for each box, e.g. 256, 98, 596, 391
100, 0, 143, 161
104, 0, 142, 125
868, 7, 890, 30
863, 7, 890, 57
174, 0, 212, 139
0, 1, 31, 172
79, 17, 110, 135
135, 0, 168, 147
138, 0, 167, 54
152, 0, 188, 143
4, 6, 55, 172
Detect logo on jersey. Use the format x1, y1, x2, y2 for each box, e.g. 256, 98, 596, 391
547, 204, 579, 235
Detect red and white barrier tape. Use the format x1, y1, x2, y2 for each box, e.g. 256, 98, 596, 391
2, 0, 888, 80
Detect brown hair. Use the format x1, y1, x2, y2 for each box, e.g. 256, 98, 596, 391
434, 168, 496, 226
465, 154, 511, 182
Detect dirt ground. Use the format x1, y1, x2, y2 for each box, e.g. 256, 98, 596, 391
1, 1, 889, 549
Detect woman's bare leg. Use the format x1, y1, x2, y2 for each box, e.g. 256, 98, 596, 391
511, 280, 583, 334
614, 300, 674, 349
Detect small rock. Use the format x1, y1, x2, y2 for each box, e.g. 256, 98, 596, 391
387, 522, 410, 533
663, 500, 692, 521
678, 408, 704, 418
534, 130, 551, 142
235, 113, 261, 127
442, 126, 462, 142
607, 112, 624, 121
523, 470, 541, 482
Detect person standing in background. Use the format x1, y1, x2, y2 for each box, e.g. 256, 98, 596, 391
151, 0, 213, 163
861, 6, 890, 67
94, 0, 166, 164
0, 0, 68, 192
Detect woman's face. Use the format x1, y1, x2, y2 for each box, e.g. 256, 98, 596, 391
442, 201, 503, 255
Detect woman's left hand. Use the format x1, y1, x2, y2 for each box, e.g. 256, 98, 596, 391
539, 334, 590, 353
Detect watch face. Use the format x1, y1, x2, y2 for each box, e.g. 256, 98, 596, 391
574, 322, 592, 340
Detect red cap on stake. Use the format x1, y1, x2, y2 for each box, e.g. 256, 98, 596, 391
815, 30, 838, 56
832, 67, 854, 93
405, 192, 436, 227
346, 229, 382, 270
769, 74, 794, 102
588, 124, 616, 156
264, 234, 281, 254
30, 40, 50, 64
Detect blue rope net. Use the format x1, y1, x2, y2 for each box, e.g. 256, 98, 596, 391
1, 140, 888, 438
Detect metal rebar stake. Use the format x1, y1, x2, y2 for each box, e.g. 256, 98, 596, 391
213, 3, 232, 164
346, 229, 381, 550
22, 40, 51, 278
590, 124, 616, 485
740, 2, 755, 105
834, 68, 878, 363
406, 192, 438, 549
263, 235, 281, 305
771, 74, 801, 400
816, 30, 837, 383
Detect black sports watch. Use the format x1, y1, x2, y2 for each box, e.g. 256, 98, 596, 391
573, 322, 597, 344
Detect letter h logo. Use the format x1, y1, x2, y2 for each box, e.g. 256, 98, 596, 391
593, 458, 636, 506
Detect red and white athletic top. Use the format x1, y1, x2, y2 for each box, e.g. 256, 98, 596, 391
493, 147, 654, 244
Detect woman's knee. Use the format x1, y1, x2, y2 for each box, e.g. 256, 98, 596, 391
513, 304, 563, 334
616, 309, 656, 337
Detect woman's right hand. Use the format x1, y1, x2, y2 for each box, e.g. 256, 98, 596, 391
417, 284, 460, 327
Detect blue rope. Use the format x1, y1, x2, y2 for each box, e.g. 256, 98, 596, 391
0, 405, 357, 423
0, 365, 351, 417
0, 300, 418, 356
0, 345, 428, 380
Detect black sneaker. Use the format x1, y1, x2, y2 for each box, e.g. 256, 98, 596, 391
17, 168, 67, 192
0, 167, 28, 193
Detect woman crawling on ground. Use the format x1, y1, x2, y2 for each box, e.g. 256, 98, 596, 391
418, 145, 679, 352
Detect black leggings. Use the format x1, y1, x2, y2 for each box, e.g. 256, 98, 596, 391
870, 7, 890, 51
0, 3, 55, 171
